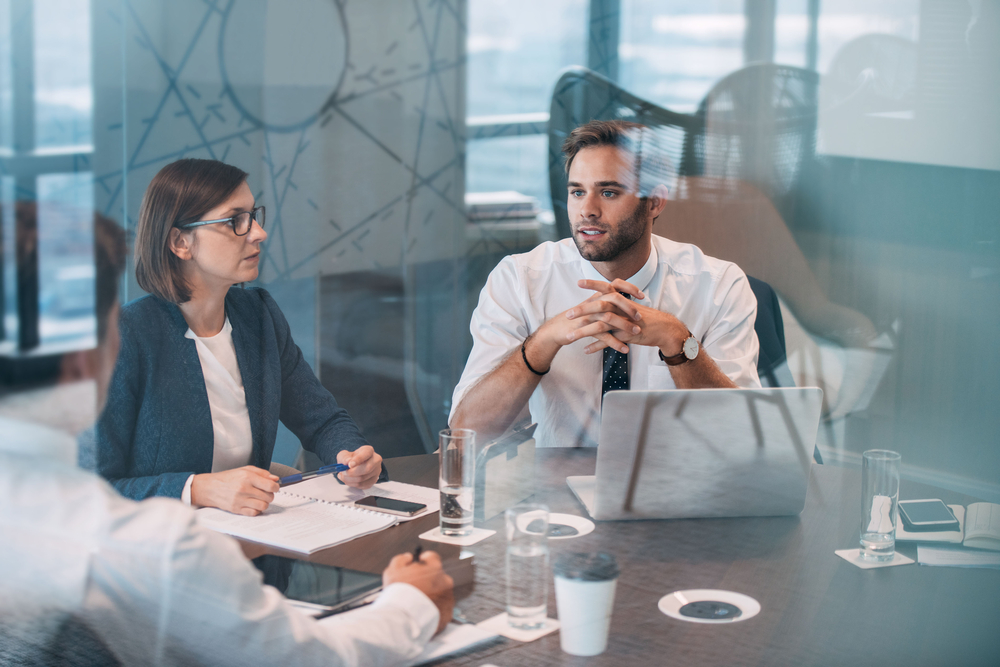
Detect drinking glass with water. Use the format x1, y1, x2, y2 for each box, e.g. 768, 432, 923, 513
439, 429, 475, 537
860, 449, 901, 561
505, 503, 549, 630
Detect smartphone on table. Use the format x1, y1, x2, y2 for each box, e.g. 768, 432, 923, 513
898, 499, 960, 532
354, 496, 427, 516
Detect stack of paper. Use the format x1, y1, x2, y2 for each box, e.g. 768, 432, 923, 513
917, 545, 1000, 569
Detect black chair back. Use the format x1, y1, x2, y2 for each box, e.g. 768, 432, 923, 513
746, 275, 786, 382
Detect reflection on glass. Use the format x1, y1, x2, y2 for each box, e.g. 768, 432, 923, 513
34, 0, 93, 148
36, 172, 95, 347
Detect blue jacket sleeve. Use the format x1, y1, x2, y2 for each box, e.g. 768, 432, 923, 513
94, 308, 192, 500
259, 290, 379, 471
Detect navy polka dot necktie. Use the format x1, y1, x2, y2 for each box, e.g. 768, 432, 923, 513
602, 293, 631, 397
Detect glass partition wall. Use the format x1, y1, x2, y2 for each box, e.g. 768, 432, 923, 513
1, 0, 998, 501
466, 0, 999, 501
2, 0, 468, 461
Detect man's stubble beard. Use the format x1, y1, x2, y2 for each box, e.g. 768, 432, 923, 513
572, 198, 648, 262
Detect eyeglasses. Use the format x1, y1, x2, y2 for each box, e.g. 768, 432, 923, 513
178, 205, 266, 236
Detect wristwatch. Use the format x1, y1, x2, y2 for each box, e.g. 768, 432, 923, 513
658, 331, 699, 366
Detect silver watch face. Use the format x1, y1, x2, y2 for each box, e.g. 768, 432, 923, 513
683, 335, 699, 360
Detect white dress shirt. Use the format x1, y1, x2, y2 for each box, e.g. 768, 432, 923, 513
451, 235, 761, 448
0, 417, 439, 667
181, 317, 254, 504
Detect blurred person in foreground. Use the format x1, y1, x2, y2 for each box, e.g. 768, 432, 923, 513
450, 120, 761, 445
0, 214, 454, 666
94, 159, 382, 515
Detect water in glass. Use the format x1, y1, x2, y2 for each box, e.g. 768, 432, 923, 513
439, 484, 473, 536
506, 542, 549, 630
860, 531, 895, 560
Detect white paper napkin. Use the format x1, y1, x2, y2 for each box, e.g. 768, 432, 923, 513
835, 548, 914, 569
419, 526, 496, 546
477, 613, 560, 642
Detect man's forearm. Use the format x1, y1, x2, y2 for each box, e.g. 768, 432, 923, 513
667, 352, 738, 389
450, 336, 554, 441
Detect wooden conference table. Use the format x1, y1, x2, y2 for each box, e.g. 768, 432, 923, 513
240, 450, 1000, 666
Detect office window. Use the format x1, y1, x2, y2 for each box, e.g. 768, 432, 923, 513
467, 0, 586, 117
466, 0, 586, 212
774, 0, 809, 68
36, 171, 94, 346
34, 0, 92, 148
0, 0, 12, 149
618, 0, 744, 113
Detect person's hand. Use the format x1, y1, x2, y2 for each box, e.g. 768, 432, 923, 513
336, 445, 383, 489
383, 550, 455, 634
526, 278, 644, 371
575, 278, 690, 356
190, 466, 279, 516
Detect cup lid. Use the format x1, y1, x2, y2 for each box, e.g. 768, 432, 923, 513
553, 552, 619, 581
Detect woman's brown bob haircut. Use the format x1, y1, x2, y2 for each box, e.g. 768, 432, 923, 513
135, 158, 249, 303
561, 119, 646, 174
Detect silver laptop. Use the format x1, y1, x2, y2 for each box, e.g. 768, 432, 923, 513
567, 387, 823, 520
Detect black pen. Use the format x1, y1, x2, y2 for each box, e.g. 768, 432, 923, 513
412, 544, 423, 562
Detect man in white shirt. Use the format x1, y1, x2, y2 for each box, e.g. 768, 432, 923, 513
450, 120, 761, 447
0, 215, 453, 667
0, 418, 452, 666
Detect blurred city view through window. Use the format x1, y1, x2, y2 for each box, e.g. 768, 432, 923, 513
1, 0, 96, 348
466, 0, 920, 209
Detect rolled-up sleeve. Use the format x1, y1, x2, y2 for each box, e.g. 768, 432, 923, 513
702, 264, 761, 388
449, 256, 530, 423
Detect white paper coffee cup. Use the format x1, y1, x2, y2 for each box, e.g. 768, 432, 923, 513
553, 552, 619, 656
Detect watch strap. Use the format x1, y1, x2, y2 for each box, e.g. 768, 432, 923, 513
658, 332, 697, 366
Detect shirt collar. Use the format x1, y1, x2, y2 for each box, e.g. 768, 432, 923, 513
578, 240, 659, 294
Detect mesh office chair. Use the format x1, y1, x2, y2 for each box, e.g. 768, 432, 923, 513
693, 63, 820, 225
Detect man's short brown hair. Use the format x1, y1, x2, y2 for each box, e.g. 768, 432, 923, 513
134, 159, 248, 303
561, 119, 646, 175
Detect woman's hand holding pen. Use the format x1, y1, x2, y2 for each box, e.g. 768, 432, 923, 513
190, 466, 279, 516
336, 445, 383, 489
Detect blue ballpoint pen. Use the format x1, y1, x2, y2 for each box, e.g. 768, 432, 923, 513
279, 463, 350, 487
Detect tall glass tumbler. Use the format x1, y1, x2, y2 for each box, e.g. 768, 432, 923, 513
439, 429, 475, 537
505, 503, 550, 630
860, 449, 901, 561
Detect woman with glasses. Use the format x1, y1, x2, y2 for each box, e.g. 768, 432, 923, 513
94, 158, 383, 515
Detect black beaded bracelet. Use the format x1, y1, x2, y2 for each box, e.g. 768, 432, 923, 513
521, 340, 549, 376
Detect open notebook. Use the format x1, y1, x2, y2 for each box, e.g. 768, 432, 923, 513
196, 479, 440, 553
197, 491, 397, 554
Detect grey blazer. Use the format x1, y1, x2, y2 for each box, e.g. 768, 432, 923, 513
95, 286, 371, 500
